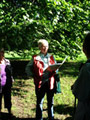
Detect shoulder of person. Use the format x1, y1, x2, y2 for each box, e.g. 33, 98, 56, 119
82, 59, 90, 69
33, 54, 37, 58
79, 62, 90, 75
85, 62, 90, 70
33, 54, 43, 61
32, 54, 39, 59
4, 58, 10, 65
48, 54, 55, 59
47, 53, 53, 57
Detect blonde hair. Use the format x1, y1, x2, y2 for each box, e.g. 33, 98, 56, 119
38, 39, 49, 48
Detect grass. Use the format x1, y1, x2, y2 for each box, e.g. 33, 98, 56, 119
1, 52, 87, 120
10, 76, 76, 120
1, 62, 81, 120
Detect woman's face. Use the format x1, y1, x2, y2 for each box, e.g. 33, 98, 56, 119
40, 44, 49, 55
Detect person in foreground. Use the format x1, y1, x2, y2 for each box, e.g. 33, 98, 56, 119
26, 39, 61, 120
72, 33, 90, 120
0, 48, 14, 117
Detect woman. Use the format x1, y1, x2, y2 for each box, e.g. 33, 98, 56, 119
26, 39, 61, 120
0, 48, 14, 116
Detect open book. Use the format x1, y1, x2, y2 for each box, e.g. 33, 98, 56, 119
44, 56, 68, 72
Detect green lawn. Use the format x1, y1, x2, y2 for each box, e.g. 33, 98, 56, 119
1, 52, 86, 120
10, 77, 77, 120
1, 61, 82, 120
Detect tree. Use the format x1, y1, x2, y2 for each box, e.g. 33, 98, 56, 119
0, 0, 90, 58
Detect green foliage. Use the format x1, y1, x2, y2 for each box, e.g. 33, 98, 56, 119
0, 0, 90, 58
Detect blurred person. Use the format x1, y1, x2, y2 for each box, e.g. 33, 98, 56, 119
0, 48, 14, 117
72, 33, 90, 120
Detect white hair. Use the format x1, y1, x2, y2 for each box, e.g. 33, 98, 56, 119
38, 39, 49, 48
